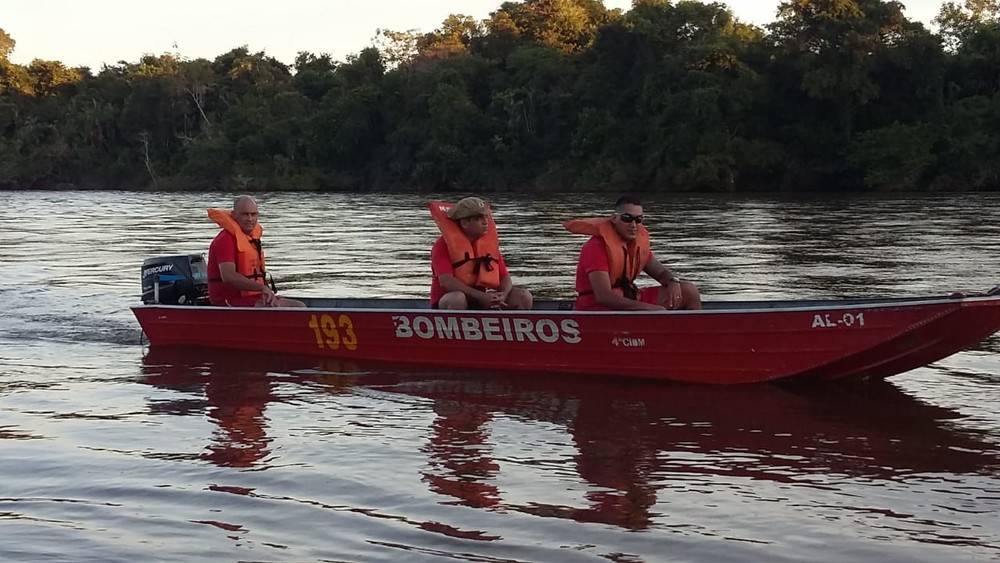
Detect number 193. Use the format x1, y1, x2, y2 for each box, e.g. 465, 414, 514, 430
308, 314, 358, 351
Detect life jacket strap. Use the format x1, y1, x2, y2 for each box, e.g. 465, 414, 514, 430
615, 277, 639, 300
452, 252, 498, 274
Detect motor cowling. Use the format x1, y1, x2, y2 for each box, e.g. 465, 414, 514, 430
141, 254, 208, 305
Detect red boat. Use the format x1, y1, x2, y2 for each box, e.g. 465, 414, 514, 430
131, 286, 1000, 384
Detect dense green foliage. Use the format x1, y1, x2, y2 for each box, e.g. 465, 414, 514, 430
2, 0, 1000, 192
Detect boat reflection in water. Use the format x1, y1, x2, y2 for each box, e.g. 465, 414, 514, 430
139, 348, 1000, 530
141, 350, 280, 468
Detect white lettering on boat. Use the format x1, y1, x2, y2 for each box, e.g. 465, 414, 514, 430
435, 316, 460, 339
612, 336, 646, 348
143, 264, 175, 276
811, 312, 866, 328
392, 315, 581, 344
514, 318, 536, 342
413, 316, 435, 339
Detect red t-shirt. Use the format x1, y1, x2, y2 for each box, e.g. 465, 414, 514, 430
430, 236, 509, 306
207, 230, 245, 306
575, 236, 657, 311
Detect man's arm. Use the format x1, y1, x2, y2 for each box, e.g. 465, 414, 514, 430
493, 256, 513, 306
218, 262, 276, 303
492, 274, 514, 308
643, 255, 680, 287
498, 274, 513, 296
644, 255, 682, 309
589, 269, 664, 311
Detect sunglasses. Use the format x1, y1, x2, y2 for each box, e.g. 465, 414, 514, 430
618, 213, 644, 224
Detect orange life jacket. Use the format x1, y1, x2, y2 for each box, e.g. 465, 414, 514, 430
208, 208, 267, 298
428, 200, 502, 289
564, 217, 650, 299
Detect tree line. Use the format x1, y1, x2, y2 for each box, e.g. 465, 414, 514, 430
1, 0, 999, 193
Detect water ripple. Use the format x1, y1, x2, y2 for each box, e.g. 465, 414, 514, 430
2, 191, 1000, 562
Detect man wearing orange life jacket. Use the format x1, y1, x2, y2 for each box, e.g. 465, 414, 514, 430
566, 195, 701, 311
429, 196, 533, 310
207, 195, 305, 308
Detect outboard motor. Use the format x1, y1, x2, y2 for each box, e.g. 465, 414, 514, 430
141, 254, 209, 305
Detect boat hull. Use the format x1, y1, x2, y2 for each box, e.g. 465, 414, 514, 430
131, 295, 1000, 384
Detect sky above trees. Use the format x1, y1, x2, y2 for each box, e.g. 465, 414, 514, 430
2, 0, 943, 70
2, 0, 997, 193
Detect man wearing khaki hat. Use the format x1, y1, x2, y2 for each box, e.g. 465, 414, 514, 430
427, 196, 533, 310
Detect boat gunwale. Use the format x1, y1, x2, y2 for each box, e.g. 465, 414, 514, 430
130, 294, 993, 316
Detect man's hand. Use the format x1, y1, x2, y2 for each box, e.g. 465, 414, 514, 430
664, 280, 683, 310
260, 285, 279, 307
477, 289, 507, 309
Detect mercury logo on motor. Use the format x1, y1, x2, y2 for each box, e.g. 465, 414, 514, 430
143, 264, 175, 277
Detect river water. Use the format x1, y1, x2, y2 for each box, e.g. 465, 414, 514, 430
1, 190, 999, 562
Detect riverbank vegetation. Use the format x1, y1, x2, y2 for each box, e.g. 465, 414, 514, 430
2, 0, 1000, 193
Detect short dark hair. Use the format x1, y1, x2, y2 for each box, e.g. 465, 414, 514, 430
615, 195, 642, 210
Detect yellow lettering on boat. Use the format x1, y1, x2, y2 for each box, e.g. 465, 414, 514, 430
338, 314, 358, 350
308, 313, 358, 351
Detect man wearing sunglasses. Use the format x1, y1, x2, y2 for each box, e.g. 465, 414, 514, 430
428, 196, 533, 310
565, 195, 701, 311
